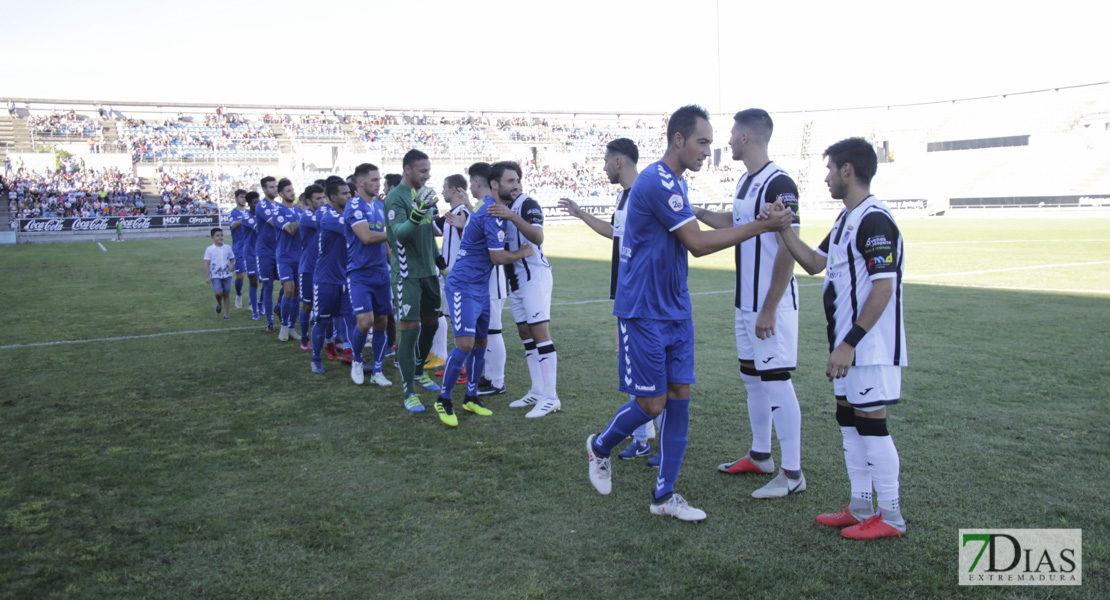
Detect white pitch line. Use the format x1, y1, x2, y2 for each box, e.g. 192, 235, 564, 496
908, 239, 1110, 246
2, 264, 1105, 350
906, 260, 1110, 279
97, 242, 107, 252
0, 326, 259, 350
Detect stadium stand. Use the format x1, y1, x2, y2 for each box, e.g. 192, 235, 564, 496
4, 81, 1109, 225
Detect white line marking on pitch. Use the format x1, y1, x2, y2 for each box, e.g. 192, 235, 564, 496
4, 265, 1107, 350
908, 239, 1110, 246
906, 260, 1110, 279
97, 242, 107, 252
0, 326, 259, 350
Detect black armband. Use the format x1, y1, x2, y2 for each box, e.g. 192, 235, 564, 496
842, 324, 867, 348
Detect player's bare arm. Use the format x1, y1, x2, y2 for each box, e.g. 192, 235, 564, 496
676, 199, 790, 257
827, 277, 894, 381
487, 203, 544, 245
691, 205, 732, 229
489, 245, 534, 266
282, 221, 299, 236
775, 220, 825, 275
755, 235, 797, 340
558, 197, 613, 239
351, 221, 387, 245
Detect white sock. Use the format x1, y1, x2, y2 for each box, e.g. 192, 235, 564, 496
536, 341, 558, 400
485, 331, 506, 387
741, 373, 772, 455
430, 315, 448, 359
764, 379, 801, 471
523, 338, 543, 394
841, 425, 873, 517
860, 431, 902, 527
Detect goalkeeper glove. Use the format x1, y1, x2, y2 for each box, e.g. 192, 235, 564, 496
409, 187, 439, 224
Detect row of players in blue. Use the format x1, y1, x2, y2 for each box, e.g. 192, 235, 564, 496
224, 173, 397, 385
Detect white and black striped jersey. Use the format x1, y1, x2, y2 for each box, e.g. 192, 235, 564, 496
608, 187, 631, 300
434, 203, 471, 271
489, 263, 507, 300
733, 161, 801, 312
816, 196, 907, 366
504, 193, 550, 291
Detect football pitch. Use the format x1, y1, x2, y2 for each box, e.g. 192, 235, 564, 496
1, 216, 1108, 599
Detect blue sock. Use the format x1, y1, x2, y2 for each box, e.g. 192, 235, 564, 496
260, 283, 273, 324
465, 347, 486, 397
371, 329, 388, 373
438, 346, 469, 401
594, 399, 653, 455
339, 315, 357, 352
325, 321, 334, 341
234, 278, 243, 296
350, 323, 369, 364
654, 398, 690, 500
286, 296, 297, 328
311, 317, 329, 361
248, 285, 258, 315
299, 309, 310, 340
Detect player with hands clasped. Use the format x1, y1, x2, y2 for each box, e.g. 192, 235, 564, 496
763, 137, 908, 540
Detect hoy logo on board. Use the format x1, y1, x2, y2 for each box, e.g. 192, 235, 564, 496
959, 529, 1081, 586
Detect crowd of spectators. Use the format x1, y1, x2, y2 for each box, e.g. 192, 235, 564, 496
155, 166, 262, 215
283, 114, 345, 138
28, 111, 103, 137
522, 162, 613, 203
7, 168, 143, 219
117, 116, 277, 161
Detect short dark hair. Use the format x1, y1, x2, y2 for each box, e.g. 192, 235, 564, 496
233, 188, 247, 198
402, 149, 429, 167
210, 227, 222, 237
733, 108, 773, 140
384, 173, 402, 188
260, 176, 276, 187
325, 178, 346, 198
605, 138, 639, 164
824, 137, 878, 185
314, 179, 327, 187
666, 104, 710, 147
346, 182, 358, 196
245, 191, 259, 202
489, 161, 522, 184
304, 184, 323, 198
277, 178, 293, 193
354, 163, 379, 179
445, 174, 467, 190
468, 162, 491, 184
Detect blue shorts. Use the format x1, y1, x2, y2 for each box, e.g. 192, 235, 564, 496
617, 317, 696, 397
298, 271, 314, 304
234, 253, 246, 274
256, 255, 278, 283
348, 277, 394, 317
243, 253, 258, 276
314, 282, 352, 319
444, 282, 490, 339
211, 277, 232, 294
278, 261, 298, 283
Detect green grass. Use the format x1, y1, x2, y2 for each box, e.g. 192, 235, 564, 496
1, 218, 1109, 599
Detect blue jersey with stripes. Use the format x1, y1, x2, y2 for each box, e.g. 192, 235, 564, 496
445, 196, 507, 294
253, 197, 279, 257
613, 161, 697, 320
344, 195, 390, 284
274, 203, 303, 264
227, 207, 249, 257
298, 206, 320, 274
315, 205, 347, 285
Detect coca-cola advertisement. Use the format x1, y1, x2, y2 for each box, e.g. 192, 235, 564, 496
19, 215, 200, 233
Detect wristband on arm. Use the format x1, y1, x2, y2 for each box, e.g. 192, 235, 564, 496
842, 323, 867, 348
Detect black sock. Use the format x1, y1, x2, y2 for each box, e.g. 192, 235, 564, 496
783, 468, 802, 480
750, 450, 772, 461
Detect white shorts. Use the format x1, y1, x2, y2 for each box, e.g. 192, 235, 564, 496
735, 307, 798, 371
834, 365, 902, 411
510, 268, 552, 325
489, 295, 505, 331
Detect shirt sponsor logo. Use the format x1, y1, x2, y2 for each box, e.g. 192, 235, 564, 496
868, 253, 894, 270
865, 234, 890, 249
